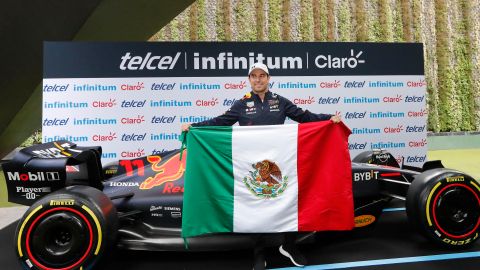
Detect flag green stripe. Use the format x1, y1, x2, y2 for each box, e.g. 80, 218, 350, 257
182, 126, 234, 238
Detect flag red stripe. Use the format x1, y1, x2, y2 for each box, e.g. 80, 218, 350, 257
297, 121, 355, 231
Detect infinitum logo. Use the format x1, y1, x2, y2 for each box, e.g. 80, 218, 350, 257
150, 100, 192, 107
44, 135, 88, 143
44, 101, 88, 109
351, 128, 381, 135
371, 141, 406, 149
278, 82, 316, 89
369, 111, 405, 118
344, 97, 380, 104
73, 84, 116, 92
179, 83, 221, 90
73, 118, 117, 125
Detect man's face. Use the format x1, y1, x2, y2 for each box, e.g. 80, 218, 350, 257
248, 69, 270, 93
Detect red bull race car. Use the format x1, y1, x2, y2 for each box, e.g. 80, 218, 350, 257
2, 140, 480, 270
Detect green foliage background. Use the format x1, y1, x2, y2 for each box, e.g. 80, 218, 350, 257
151, 0, 479, 133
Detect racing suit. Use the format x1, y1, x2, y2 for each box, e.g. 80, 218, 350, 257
191, 91, 332, 127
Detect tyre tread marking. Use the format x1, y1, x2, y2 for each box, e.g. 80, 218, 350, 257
17, 205, 43, 257
427, 182, 443, 226
471, 180, 480, 192
82, 205, 102, 255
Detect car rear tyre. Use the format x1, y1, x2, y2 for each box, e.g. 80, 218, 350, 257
406, 169, 480, 248
15, 186, 118, 270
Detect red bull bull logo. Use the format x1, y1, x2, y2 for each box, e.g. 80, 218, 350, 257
139, 150, 187, 190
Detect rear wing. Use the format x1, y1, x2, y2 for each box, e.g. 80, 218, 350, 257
1, 141, 103, 206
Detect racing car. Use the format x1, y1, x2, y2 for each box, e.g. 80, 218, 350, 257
2, 140, 480, 270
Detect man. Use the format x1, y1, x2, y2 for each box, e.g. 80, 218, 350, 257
182, 62, 341, 269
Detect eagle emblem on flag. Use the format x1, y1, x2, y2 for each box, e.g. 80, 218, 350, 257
243, 160, 288, 199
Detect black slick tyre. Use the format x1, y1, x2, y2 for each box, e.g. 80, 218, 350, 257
15, 186, 118, 270
406, 169, 480, 248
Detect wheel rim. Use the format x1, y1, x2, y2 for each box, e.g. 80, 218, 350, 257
26, 207, 94, 270
433, 184, 480, 238
32, 212, 88, 267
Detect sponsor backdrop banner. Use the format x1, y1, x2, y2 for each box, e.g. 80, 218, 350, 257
43, 42, 426, 165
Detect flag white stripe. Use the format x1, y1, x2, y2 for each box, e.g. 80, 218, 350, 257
232, 124, 299, 232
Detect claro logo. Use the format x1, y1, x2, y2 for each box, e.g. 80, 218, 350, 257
315, 49, 365, 69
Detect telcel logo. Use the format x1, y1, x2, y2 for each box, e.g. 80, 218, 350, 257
318, 97, 340, 104
315, 49, 366, 69
406, 155, 426, 163
121, 99, 146, 107
404, 95, 424, 102
151, 116, 176, 123
121, 133, 147, 141
43, 118, 69, 126
349, 142, 367, 150
225, 81, 247, 90
151, 83, 176, 90
344, 81, 365, 88
345, 111, 366, 119
406, 125, 425, 132
223, 98, 238, 106
43, 84, 69, 92
7, 171, 60, 181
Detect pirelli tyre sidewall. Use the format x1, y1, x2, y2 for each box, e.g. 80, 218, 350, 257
406, 169, 480, 248
15, 186, 118, 270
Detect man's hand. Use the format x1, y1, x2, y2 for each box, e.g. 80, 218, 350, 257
330, 114, 342, 123
181, 123, 192, 132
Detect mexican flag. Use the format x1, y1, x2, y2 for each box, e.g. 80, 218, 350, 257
181, 121, 354, 238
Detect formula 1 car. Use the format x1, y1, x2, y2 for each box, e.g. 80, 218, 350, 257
2, 140, 480, 270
